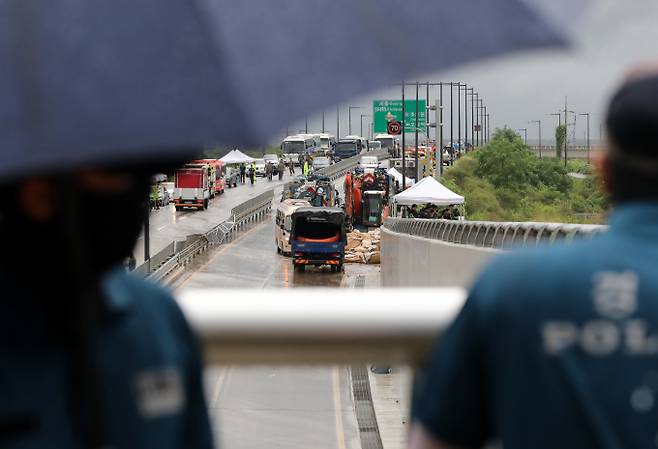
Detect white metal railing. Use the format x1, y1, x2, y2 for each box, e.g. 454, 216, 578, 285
177, 288, 466, 365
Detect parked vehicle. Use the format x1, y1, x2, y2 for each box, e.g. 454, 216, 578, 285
312, 156, 332, 170
333, 138, 361, 162
275, 199, 311, 256
282, 135, 318, 165
318, 133, 336, 156
263, 154, 280, 175
368, 141, 382, 151
344, 135, 369, 154
360, 155, 380, 170
188, 160, 219, 197
254, 158, 267, 177
174, 166, 210, 210
223, 166, 240, 188
290, 207, 346, 272
374, 133, 399, 157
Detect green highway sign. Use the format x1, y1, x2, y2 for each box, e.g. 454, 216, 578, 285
373, 100, 426, 134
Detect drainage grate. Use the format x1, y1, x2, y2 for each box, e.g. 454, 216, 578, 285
350, 365, 384, 449
354, 275, 366, 289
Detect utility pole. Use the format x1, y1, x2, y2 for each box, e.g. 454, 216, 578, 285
483, 105, 487, 145
462, 85, 470, 150
321, 110, 325, 133
516, 128, 528, 144
486, 114, 491, 143
336, 105, 340, 138
305, 115, 308, 134
579, 112, 591, 163
415, 82, 419, 179
426, 82, 430, 140
530, 120, 542, 158
402, 81, 406, 190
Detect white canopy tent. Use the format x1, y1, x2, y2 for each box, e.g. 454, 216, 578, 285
219, 149, 255, 164
392, 176, 464, 206
387, 167, 415, 187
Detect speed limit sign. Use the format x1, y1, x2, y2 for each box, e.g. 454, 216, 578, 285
387, 121, 402, 135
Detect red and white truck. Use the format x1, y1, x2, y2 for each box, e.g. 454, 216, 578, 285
174, 166, 210, 210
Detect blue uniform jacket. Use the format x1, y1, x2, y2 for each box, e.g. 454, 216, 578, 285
413, 203, 658, 449
0, 270, 213, 449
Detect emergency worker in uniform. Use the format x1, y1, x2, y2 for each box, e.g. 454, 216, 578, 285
410, 68, 658, 449
0, 165, 213, 449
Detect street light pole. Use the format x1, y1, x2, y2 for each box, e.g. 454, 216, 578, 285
348, 106, 362, 136
530, 120, 542, 158
579, 112, 591, 163
449, 83, 454, 160
439, 83, 444, 175
402, 81, 406, 190
483, 105, 487, 145
305, 115, 308, 134
474, 93, 480, 147
516, 128, 528, 144
486, 113, 491, 143
360, 114, 371, 138
336, 105, 340, 138
415, 82, 420, 179
321, 110, 325, 133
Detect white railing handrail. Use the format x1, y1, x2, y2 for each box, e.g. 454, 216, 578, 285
177, 288, 466, 365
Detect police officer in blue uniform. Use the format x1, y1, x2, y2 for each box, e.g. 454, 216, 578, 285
0, 166, 213, 448
410, 68, 658, 449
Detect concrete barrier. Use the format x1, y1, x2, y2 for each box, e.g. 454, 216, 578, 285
381, 225, 499, 288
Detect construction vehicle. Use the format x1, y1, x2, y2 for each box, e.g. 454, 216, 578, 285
173, 165, 210, 210
344, 167, 392, 228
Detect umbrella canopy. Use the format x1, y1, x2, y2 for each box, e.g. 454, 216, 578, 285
0, 0, 586, 180
387, 167, 415, 187
219, 150, 255, 164
393, 176, 465, 206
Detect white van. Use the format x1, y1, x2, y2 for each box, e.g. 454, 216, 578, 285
275, 199, 312, 255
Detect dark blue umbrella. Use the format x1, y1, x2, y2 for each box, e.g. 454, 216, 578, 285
0, 0, 587, 179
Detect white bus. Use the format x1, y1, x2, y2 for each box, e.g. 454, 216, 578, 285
281, 135, 317, 166
374, 133, 399, 156
318, 133, 336, 155
275, 199, 312, 255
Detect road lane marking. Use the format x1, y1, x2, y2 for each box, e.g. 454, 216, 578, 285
210, 367, 233, 411
333, 366, 347, 449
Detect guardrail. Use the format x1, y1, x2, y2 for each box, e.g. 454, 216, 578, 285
177, 288, 466, 365
383, 218, 607, 248
136, 189, 274, 281
317, 149, 391, 181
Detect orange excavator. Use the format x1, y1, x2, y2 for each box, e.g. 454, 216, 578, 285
344, 168, 392, 228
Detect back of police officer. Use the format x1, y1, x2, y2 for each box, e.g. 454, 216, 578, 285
0, 167, 213, 449
410, 70, 658, 449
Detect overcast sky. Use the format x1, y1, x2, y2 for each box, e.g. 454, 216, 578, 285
288, 0, 658, 145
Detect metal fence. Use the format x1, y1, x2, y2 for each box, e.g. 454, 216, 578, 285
135, 189, 274, 280
383, 218, 607, 249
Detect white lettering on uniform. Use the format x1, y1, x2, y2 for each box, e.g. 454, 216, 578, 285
593, 271, 639, 320
581, 320, 620, 356
543, 322, 578, 354
626, 320, 658, 355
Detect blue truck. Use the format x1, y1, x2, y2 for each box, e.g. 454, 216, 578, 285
290, 207, 346, 273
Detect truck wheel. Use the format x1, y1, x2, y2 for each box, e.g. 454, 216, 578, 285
175, 206, 182, 211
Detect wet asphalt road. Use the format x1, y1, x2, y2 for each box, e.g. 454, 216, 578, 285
170, 189, 381, 449
133, 171, 295, 265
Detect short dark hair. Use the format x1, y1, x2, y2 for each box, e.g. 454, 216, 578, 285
606, 75, 658, 202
